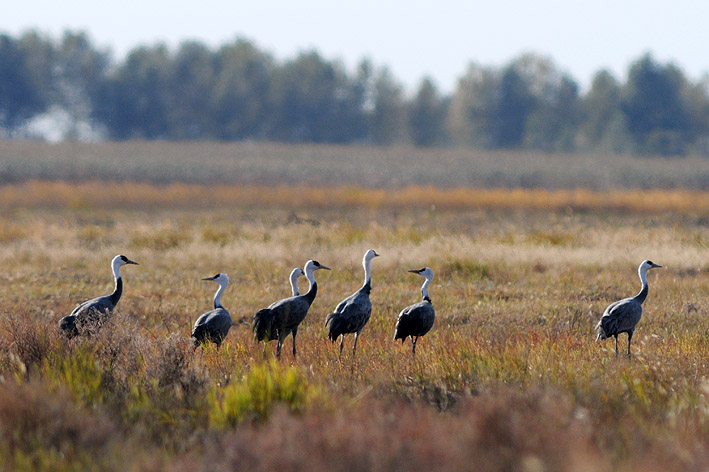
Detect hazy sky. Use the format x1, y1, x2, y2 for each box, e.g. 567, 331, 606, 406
3, 1, 708, 92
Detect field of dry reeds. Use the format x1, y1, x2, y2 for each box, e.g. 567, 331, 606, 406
0, 141, 708, 471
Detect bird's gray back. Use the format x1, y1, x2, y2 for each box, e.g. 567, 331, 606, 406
194, 307, 232, 329
192, 307, 232, 345
270, 295, 312, 329
334, 290, 372, 328
71, 295, 115, 320
599, 297, 643, 335
395, 301, 435, 337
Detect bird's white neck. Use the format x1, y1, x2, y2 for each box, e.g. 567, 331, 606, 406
635, 264, 651, 303
421, 277, 432, 301
213, 280, 227, 309
305, 266, 317, 292
362, 256, 373, 287
638, 265, 649, 289
290, 271, 300, 296
111, 260, 122, 281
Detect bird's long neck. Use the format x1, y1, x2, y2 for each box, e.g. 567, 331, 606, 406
213, 281, 227, 309
303, 267, 318, 305
635, 267, 649, 304
290, 272, 300, 297
421, 277, 432, 303
108, 261, 123, 306
361, 257, 373, 293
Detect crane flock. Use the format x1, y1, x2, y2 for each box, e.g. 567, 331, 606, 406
57, 251, 662, 360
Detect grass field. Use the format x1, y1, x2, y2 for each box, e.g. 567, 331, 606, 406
0, 141, 708, 471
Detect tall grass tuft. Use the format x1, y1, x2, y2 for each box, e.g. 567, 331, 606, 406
209, 360, 324, 428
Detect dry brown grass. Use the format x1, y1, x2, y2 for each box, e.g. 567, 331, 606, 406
0, 181, 708, 214
0, 186, 708, 470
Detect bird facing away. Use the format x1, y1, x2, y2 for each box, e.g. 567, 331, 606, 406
59, 254, 139, 338
191, 273, 232, 350
596, 260, 662, 358
252, 260, 331, 358
289, 267, 305, 296
325, 249, 380, 359
394, 267, 436, 359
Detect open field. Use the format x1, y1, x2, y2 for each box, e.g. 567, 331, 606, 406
0, 181, 708, 471
2, 139, 709, 189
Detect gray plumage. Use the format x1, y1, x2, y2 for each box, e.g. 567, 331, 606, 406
394, 267, 435, 358
191, 273, 232, 349
253, 260, 331, 358
325, 249, 379, 359
596, 260, 662, 357
253, 267, 305, 342
59, 254, 138, 338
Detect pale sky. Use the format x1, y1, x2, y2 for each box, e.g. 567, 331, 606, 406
3, 1, 709, 93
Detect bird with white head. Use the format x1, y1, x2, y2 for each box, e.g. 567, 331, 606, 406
596, 260, 662, 357
191, 273, 232, 349
59, 254, 138, 337
325, 249, 380, 360
394, 267, 436, 358
253, 260, 331, 358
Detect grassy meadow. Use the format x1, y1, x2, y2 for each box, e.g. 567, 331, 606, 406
0, 141, 708, 471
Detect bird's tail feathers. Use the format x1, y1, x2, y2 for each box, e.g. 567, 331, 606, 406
393, 327, 405, 342
324, 313, 339, 342
252, 308, 276, 342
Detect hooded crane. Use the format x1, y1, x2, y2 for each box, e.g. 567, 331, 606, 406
394, 267, 435, 359
256, 267, 306, 342
325, 249, 380, 359
253, 260, 331, 358
59, 254, 139, 338
191, 273, 232, 349
596, 260, 662, 358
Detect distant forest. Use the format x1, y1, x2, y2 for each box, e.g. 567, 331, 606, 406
1, 30, 708, 156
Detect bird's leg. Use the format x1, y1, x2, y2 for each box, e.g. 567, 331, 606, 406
614, 335, 619, 358
412, 336, 418, 359
292, 327, 298, 359
276, 339, 283, 359
339, 335, 344, 360
627, 331, 633, 358
353, 331, 360, 358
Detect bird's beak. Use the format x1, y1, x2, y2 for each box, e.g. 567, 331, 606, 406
126, 259, 139, 265
652, 263, 663, 268
374, 251, 380, 257
201, 276, 215, 281
408, 269, 419, 274
320, 265, 332, 271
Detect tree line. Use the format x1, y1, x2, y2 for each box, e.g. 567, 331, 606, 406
1, 30, 708, 156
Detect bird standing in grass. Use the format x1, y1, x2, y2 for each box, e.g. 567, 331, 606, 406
59, 254, 139, 337
596, 260, 662, 358
394, 267, 435, 359
191, 273, 232, 349
253, 260, 331, 358
325, 249, 380, 360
